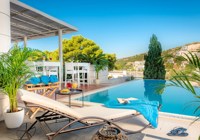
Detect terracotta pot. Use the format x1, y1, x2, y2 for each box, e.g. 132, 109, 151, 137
0, 89, 9, 121
3, 108, 24, 129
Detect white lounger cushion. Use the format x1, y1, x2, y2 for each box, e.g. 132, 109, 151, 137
74, 105, 136, 123
18, 89, 83, 119
18, 89, 136, 124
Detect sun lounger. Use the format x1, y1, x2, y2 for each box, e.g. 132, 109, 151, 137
18, 89, 162, 140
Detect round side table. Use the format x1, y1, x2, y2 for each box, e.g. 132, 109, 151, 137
55, 89, 84, 108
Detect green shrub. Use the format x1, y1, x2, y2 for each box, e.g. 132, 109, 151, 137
130, 76, 134, 80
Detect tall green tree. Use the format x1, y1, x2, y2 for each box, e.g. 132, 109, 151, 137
27, 50, 44, 61
143, 34, 166, 79
105, 53, 117, 71
42, 35, 117, 71
62, 35, 103, 62
42, 35, 103, 62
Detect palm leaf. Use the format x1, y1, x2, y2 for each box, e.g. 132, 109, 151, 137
189, 52, 197, 66
189, 113, 200, 126
194, 105, 200, 114
195, 54, 200, 68
154, 51, 200, 126
179, 71, 196, 95
157, 54, 174, 63
185, 53, 194, 65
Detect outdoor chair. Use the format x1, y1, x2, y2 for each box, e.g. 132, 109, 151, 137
18, 89, 161, 140
46, 66, 58, 78
78, 63, 90, 86
65, 62, 77, 87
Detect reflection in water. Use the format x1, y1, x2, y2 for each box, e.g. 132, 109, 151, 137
144, 80, 166, 104
82, 90, 110, 103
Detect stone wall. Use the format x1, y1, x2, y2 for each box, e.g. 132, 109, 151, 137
90, 65, 108, 84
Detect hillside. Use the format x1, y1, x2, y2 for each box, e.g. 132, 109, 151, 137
115, 46, 183, 70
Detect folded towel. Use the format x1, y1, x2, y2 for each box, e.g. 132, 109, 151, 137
105, 99, 159, 128
40, 75, 50, 84
49, 75, 58, 83
29, 77, 40, 85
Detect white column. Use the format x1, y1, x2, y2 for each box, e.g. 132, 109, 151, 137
24, 36, 27, 47
58, 29, 63, 84
0, 0, 10, 121
0, 0, 10, 54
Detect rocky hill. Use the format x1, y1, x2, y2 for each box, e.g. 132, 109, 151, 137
115, 42, 200, 70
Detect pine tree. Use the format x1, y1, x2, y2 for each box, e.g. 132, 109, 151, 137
143, 34, 166, 79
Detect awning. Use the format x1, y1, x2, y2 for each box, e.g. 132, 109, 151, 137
10, 0, 78, 43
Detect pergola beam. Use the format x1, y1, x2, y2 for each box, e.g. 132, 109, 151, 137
11, 9, 29, 17
12, 30, 56, 39
12, 28, 72, 39
11, 9, 59, 30
11, 30, 76, 42
12, 16, 51, 31
11, 31, 25, 36
11, 22, 45, 35
11, 37, 16, 40
27, 29, 58, 37
11, 26, 34, 34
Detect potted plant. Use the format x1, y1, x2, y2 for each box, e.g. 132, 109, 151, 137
94, 60, 108, 84
0, 44, 45, 128
0, 65, 9, 121
77, 53, 109, 84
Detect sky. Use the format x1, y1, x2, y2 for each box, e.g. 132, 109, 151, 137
17, 0, 200, 59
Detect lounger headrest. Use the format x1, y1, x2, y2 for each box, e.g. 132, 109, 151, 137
18, 89, 83, 119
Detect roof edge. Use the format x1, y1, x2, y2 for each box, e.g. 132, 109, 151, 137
10, 0, 78, 31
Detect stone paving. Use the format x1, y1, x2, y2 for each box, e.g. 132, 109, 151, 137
1, 108, 199, 140
0, 110, 145, 140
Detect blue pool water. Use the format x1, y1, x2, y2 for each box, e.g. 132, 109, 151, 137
75, 79, 200, 116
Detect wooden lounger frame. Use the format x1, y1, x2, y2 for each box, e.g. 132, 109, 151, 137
24, 82, 60, 119
22, 102, 162, 140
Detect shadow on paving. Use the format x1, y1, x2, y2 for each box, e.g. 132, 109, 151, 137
145, 134, 173, 140
0, 110, 145, 140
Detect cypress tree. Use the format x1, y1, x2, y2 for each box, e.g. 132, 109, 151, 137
143, 34, 166, 79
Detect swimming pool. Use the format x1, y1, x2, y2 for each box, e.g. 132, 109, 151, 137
75, 79, 200, 116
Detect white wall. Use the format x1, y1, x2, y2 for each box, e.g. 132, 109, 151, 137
110, 75, 123, 78
108, 76, 129, 84
0, 0, 11, 54
90, 65, 108, 84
